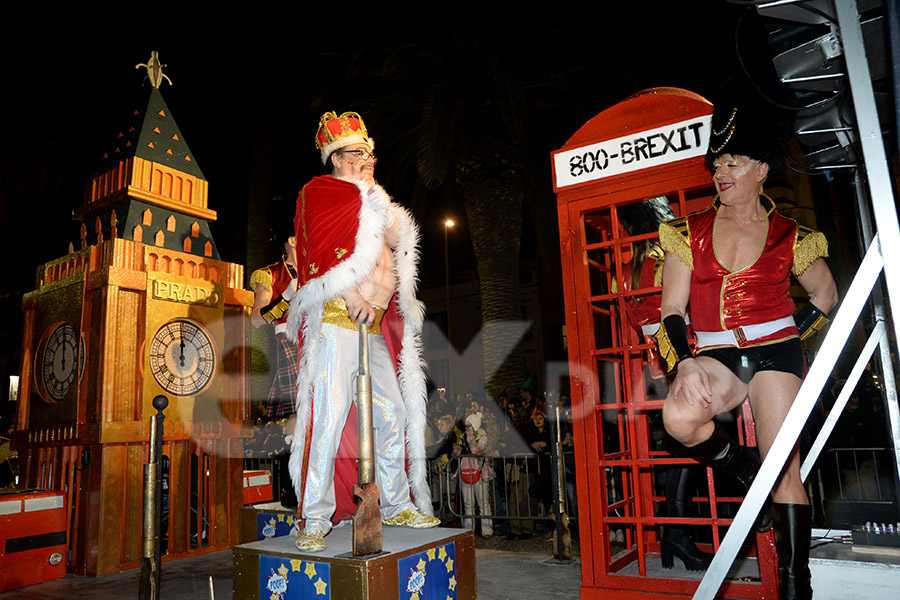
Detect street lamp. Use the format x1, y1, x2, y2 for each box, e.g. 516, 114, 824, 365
443, 219, 455, 398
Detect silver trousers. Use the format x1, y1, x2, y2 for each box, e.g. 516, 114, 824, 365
302, 323, 414, 533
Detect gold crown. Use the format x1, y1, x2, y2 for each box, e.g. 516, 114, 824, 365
315, 111, 374, 165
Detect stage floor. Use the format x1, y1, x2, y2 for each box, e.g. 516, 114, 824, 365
3, 529, 895, 599
0, 544, 582, 600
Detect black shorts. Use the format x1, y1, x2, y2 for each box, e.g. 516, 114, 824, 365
697, 338, 804, 384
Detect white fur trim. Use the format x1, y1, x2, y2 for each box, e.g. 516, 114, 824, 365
286, 182, 431, 515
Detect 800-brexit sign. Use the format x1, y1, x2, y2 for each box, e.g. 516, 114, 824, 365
553, 116, 710, 189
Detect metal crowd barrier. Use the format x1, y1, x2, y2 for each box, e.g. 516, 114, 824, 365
809, 447, 899, 528
428, 449, 578, 530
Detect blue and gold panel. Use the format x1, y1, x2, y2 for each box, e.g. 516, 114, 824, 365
259, 555, 330, 599
257, 512, 301, 540
398, 542, 457, 600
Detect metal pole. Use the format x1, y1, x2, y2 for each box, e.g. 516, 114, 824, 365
352, 323, 383, 556
549, 402, 573, 561
139, 395, 168, 600
357, 324, 374, 485
444, 223, 454, 398
801, 320, 886, 480
887, 0, 900, 160
153, 397, 165, 583
852, 171, 900, 506
835, 0, 900, 507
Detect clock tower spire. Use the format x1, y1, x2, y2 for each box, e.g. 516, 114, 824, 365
75, 51, 218, 259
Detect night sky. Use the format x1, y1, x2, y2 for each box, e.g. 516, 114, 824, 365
0, 2, 768, 396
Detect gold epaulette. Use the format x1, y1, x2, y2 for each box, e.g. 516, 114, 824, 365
658, 218, 692, 270
249, 267, 273, 291
654, 320, 678, 374
794, 226, 829, 276
649, 243, 665, 286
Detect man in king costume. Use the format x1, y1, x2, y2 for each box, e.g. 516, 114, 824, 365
287, 111, 438, 552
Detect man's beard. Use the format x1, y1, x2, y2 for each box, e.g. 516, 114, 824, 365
336, 167, 375, 185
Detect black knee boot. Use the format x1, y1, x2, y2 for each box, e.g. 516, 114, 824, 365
772, 503, 813, 600
661, 466, 714, 571
688, 423, 772, 532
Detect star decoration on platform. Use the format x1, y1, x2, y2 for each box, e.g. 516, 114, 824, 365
260, 555, 329, 600
314, 577, 328, 595
398, 542, 457, 600
304, 561, 318, 579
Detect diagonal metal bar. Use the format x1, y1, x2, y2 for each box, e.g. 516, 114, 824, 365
835, 0, 900, 514
693, 236, 884, 600
800, 320, 886, 481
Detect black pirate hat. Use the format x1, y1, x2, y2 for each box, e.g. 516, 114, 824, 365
705, 78, 792, 172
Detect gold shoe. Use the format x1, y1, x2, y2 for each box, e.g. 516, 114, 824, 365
295, 528, 327, 552
382, 508, 440, 529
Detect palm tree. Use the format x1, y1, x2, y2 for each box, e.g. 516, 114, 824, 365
329, 22, 566, 403
310, 13, 629, 403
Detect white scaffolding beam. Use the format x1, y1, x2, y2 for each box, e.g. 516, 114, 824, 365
693, 1, 900, 597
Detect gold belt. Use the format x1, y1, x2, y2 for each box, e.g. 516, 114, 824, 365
322, 298, 384, 335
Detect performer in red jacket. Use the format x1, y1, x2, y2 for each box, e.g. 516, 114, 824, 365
250, 197, 300, 422
249, 197, 301, 509
287, 111, 437, 552
658, 81, 837, 599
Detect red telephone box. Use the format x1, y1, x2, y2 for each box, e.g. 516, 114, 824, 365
553, 88, 779, 599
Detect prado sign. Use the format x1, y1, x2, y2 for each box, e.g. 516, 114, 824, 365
553, 115, 711, 189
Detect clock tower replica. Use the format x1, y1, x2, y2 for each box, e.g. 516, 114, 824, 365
16, 54, 253, 576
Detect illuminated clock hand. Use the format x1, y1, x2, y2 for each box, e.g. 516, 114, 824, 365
179, 329, 186, 368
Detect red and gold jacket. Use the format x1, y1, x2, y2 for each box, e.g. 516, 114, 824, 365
658, 194, 828, 353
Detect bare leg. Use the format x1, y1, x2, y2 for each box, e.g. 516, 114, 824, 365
748, 370, 812, 600
747, 371, 807, 505
662, 356, 748, 446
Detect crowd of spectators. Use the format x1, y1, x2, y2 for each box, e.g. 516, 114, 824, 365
424, 379, 575, 540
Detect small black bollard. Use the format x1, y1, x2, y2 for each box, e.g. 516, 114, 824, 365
139, 395, 168, 600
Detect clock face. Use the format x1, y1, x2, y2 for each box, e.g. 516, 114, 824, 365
149, 319, 216, 396
40, 322, 79, 402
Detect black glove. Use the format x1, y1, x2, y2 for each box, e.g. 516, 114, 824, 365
795, 302, 831, 341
